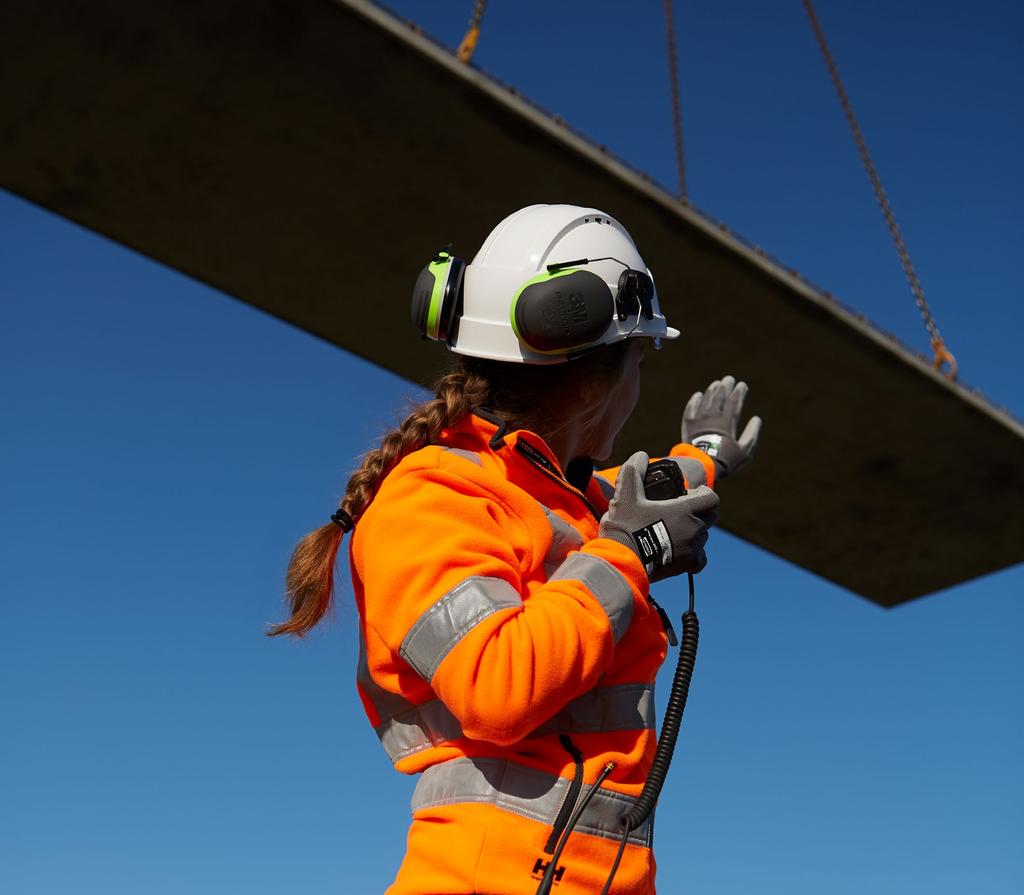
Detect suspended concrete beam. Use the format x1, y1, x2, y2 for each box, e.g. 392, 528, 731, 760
2, 0, 1022, 606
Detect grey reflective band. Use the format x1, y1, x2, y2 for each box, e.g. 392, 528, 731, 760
360, 625, 462, 763
377, 699, 465, 764
357, 628, 415, 720
439, 445, 484, 466
670, 455, 708, 488
528, 683, 654, 738
371, 683, 655, 764
539, 504, 585, 578
549, 552, 634, 643
412, 757, 654, 848
400, 576, 522, 682
592, 474, 616, 501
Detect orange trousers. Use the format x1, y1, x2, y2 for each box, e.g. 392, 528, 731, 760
387, 801, 655, 895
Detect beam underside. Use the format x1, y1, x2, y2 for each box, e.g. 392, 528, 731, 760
2, 0, 1021, 605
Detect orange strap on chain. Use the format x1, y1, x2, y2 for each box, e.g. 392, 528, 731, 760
456, 0, 487, 63
932, 340, 958, 380
456, 27, 479, 62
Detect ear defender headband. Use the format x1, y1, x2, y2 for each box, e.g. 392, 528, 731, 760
411, 249, 655, 354
411, 246, 466, 344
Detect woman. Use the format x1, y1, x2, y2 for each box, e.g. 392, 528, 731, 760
272, 205, 761, 893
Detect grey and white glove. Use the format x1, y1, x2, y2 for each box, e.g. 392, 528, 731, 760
599, 451, 720, 581
681, 375, 762, 478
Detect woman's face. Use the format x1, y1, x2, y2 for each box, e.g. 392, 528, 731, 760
586, 339, 646, 462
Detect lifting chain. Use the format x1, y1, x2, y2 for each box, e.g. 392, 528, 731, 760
663, 0, 687, 201
457, 0, 488, 63
802, 0, 957, 380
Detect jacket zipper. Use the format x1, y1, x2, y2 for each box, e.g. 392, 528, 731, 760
515, 441, 602, 523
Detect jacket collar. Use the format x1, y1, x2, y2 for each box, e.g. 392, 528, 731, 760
442, 408, 596, 497
463, 406, 561, 464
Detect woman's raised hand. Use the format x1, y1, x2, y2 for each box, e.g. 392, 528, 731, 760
598, 452, 720, 582
680, 375, 762, 478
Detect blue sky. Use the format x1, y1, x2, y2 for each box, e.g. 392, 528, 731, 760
2, 1, 1021, 892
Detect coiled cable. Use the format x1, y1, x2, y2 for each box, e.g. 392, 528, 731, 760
600, 573, 700, 894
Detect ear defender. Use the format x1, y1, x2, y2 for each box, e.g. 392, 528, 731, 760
510, 268, 615, 354
412, 248, 650, 356
411, 248, 466, 344
616, 269, 655, 321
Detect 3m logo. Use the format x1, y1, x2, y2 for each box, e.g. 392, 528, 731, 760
531, 857, 566, 883
567, 291, 588, 323
543, 290, 588, 338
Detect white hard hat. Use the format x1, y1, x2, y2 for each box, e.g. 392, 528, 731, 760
411, 204, 679, 364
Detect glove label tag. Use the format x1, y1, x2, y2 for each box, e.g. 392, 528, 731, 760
633, 520, 673, 575
690, 433, 723, 458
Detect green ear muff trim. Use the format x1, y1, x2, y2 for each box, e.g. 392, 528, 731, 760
509, 268, 579, 346
425, 256, 451, 341
511, 268, 615, 354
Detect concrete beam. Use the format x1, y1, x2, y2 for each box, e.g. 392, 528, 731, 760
3, 0, 1021, 605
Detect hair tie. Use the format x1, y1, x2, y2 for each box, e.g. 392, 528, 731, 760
330, 508, 354, 532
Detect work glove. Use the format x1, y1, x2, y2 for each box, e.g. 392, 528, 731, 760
599, 451, 720, 581
680, 375, 762, 478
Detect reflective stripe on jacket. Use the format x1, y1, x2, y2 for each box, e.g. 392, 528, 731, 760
349, 411, 716, 820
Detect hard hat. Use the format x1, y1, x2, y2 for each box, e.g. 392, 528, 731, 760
411, 204, 680, 364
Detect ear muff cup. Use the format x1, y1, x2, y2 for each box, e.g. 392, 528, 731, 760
411, 253, 466, 343
511, 269, 614, 353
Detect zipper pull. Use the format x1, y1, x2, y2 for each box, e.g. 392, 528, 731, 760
649, 596, 678, 647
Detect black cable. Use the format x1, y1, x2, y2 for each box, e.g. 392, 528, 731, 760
598, 826, 631, 895
535, 761, 617, 895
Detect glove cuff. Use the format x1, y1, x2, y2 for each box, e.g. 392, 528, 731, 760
597, 525, 638, 555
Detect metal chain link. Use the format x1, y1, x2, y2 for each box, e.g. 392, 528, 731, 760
457, 0, 488, 63
663, 0, 687, 201
802, 0, 956, 379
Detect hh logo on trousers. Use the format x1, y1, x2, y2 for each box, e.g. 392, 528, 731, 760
531, 857, 566, 883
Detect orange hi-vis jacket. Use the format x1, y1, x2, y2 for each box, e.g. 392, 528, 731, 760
350, 410, 716, 894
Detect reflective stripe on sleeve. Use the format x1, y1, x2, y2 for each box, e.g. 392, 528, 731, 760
548, 552, 634, 643
539, 504, 585, 578
357, 628, 416, 720
411, 757, 654, 848
399, 576, 523, 682
376, 699, 466, 763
